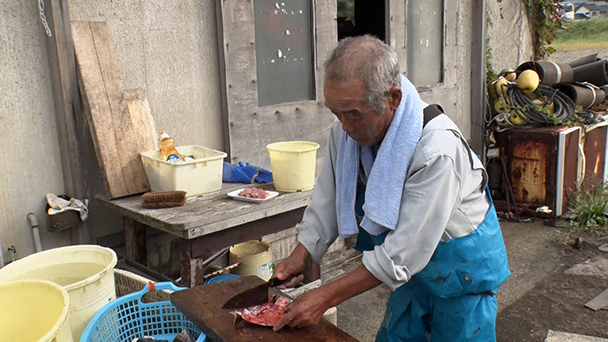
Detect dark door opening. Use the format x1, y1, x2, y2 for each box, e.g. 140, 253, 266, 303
337, 0, 386, 42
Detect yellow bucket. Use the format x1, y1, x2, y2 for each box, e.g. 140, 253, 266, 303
266, 141, 320, 192
0, 245, 117, 341
0, 280, 73, 342
229, 240, 274, 281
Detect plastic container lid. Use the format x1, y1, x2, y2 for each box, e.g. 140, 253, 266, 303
159, 131, 170, 140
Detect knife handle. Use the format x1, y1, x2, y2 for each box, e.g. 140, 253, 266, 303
268, 277, 282, 287
268, 273, 303, 287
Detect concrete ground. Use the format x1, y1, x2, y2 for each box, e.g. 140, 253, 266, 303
546, 331, 608, 342
328, 220, 608, 341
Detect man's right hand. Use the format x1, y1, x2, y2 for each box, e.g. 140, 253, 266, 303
273, 243, 309, 289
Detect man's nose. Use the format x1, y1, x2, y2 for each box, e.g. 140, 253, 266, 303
340, 118, 355, 135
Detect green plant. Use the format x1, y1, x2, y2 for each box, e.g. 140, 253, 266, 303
553, 18, 608, 44
522, 0, 564, 59
565, 183, 608, 236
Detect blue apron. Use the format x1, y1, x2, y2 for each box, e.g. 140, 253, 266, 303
354, 178, 510, 342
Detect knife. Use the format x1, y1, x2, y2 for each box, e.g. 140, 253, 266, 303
222, 275, 300, 310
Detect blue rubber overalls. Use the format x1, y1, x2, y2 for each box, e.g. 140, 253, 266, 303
353, 110, 511, 342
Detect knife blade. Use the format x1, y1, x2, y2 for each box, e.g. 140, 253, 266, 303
222, 277, 282, 310
221, 273, 307, 310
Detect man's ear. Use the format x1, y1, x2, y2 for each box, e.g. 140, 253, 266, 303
388, 85, 402, 111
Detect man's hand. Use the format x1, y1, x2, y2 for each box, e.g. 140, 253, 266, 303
273, 288, 331, 331
273, 243, 309, 289
273, 264, 383, 332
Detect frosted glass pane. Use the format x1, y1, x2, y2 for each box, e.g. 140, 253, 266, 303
407, 0, 444, 86
254, 0, 315, 106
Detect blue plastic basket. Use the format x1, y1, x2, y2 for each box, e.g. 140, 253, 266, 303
80, 282, 206, 342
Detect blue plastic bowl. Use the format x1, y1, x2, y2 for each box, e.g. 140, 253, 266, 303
203, 273, 241, 285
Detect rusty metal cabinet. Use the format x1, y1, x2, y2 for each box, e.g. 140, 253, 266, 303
582, 121, 608, 187
497, 126, 582, 216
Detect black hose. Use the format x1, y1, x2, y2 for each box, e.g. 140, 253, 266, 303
503, 83, 576, 125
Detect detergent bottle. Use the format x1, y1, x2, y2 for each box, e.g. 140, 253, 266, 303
159, 131, 185, 162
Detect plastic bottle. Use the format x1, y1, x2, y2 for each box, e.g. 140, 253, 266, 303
159, 131, 185, 162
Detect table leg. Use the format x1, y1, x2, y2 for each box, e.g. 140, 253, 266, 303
124, 217, 147, 266
179, 238, 206, 287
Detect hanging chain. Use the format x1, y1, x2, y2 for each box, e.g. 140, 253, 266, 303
38, 0, 53, 37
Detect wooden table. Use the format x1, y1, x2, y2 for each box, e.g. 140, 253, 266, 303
101, 183, 318, 286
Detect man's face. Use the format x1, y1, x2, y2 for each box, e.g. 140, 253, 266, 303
324, 77, 400, 146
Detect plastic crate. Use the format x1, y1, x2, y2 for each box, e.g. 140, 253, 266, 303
80, 281, 206, 342
141, 145, 227, 197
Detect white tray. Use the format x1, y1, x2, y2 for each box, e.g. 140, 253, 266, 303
227, 188, 279, 203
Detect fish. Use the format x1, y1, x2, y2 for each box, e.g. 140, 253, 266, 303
232, 295, 293, 327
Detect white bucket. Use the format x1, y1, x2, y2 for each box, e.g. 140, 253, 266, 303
0, 245, 117, 341
0, 280, 73, 342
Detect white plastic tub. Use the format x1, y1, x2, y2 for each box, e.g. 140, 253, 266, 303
0, 245, 117, 341
141, 145, 227, 197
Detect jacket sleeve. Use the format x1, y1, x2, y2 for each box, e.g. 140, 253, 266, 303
296, 122, 342, 263
362, 151, 464, 291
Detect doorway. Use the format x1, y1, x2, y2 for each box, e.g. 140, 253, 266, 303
337, 0, 386, 42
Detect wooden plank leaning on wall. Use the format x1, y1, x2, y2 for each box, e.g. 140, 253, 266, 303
72, 21, 151, 199
45, 0, 92, 244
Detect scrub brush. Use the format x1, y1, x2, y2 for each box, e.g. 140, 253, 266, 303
141, 191, 187, 208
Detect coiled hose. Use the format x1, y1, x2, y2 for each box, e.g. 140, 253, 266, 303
502, 83, 576, 125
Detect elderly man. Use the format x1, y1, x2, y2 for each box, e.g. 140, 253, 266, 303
272, 35, 510, 341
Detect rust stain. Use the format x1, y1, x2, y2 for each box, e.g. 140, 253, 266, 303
511, 140, 549, 204
512, 167, 522, 179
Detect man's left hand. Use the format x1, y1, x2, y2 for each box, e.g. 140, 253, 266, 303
273, 288, 332, 331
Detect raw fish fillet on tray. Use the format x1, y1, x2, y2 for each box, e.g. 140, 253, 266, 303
238, 187, 269, 199
232, 295, 292, 326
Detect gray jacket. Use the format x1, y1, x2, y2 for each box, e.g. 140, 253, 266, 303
297, 113, 490, 290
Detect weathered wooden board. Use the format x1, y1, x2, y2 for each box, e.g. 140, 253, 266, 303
171, 276, 357, 342
101, 183, 311, 239
72, 21, 149, 199
124, 88, 158, 154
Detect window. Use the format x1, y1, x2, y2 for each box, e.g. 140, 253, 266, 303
407, 0, 444, 86
253, 0, 315, 106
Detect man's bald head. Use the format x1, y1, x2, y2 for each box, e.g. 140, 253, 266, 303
324, 35, 401, 114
